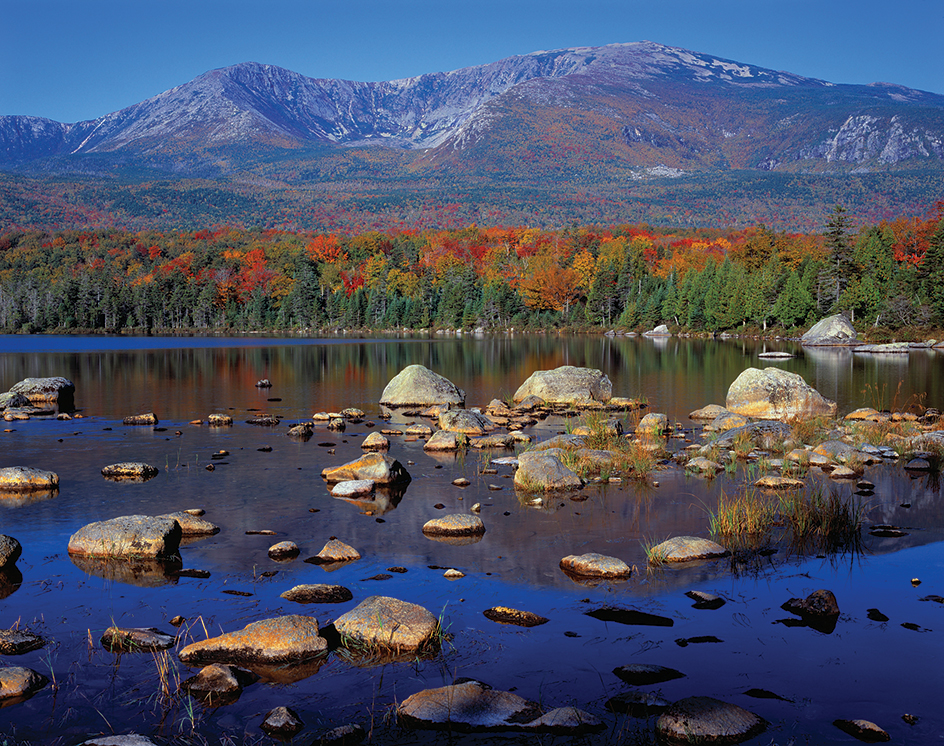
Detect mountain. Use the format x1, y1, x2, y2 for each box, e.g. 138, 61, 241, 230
3, 42, 944, 231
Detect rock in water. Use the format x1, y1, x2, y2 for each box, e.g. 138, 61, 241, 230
438, 409, 495, 435
801, 314, 858, 346
178, 615, 327, 665
649, 537, 729, 563
560, 553, 632, 579
0, 628, 45, 655
725, 367, 836, 420
68, 515, 181, 559
613, 663, 685, 686
380, 365, 465, 407
281, 584, 353, 604
9, 377, 75, 406
0, 666, 48, 702
0, 466, 59, 492
307, 539, 361, 564
782, 589, 840, 633
514, 451, 583, 491
513, 366, 612, 406
833, 719, 891, 742
321, 453, 411, 484
422, 514, 486, 537
123, 412, 158, 426
179, 663, 259, 703
482, 607, 549, 627
100, 627, 176, 652
101, 463, 159, 481
261, 706, 305, 737
333, 596, 439, 654
398, 680, 542, 731
0, 536, 22, 570
656, 696, 766, 744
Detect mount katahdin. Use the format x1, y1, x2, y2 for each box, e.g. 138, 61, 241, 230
2, 42, 944, 231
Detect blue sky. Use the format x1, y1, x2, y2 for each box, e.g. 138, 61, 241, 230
3, 0, 942, 122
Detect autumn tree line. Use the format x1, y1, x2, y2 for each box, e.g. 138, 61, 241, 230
1, 206, 943, 337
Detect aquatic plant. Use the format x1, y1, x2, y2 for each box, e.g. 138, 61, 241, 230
788, 415, 835, 447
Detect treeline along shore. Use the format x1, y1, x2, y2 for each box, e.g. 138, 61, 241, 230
1, 204, 942, 337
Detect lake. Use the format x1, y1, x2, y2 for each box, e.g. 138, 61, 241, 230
0, 333, 941, 745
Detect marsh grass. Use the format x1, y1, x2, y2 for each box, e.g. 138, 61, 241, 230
709, 486, 865, 556
850, 418, 922, 447
863, 380, 926, 415
788, 415, 835, 447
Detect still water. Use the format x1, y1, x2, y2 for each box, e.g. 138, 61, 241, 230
0, 334, 941, 744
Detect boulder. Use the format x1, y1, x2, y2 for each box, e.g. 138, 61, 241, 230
398, 680, 542, 731
261, 706, 305, 738
514, 451, 583, 492
380, 365, 465, 407
360, 432, 389, 450
0, 392, 30, 410
268, 541, 300, 560
422, 514, 486, 537
179, 615, 327, 665
438, 409, 495, 435
68, 515, 181, 559
0, 628, 45, 655
333, 596, 439, 654
9, 377, 75, 405
0, 666, 48, 702
321, 453, 411, 485
703, 412, 749, 433
101, 463, 159, 481
179, 663, 258, 703
812, 440, 861, 464
100, 627, 176, 652
307, 539, 361, 565
0, 535, 22, 570
123, 412, 158, 426
656, 696, 766, 744
644, 324, 671, 337
801, 314, 858, 346
513, 366, 612, 406
649, 537, 729, 564
0, 466, 59, 492
636, 412, 668, 435
560, 553, 632, 579
423, 431, 466, 451
281, 584, 353, 604
726, 367, 837, 420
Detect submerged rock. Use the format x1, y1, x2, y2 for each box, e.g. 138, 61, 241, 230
0, 466, 59, 492
482, 607, 549, 627
318, 723, 365, 746
100, 626, 176, 652
0, 628, 45, 655
281, 584, 353, 604
380, 365, 466, 407
833, 719, 891, 742
649, 537, 729, 564
331, 480, 375, 498
613, 663, 685, 686
398, 680, 542, 731
261, 706, 305, 738
101, 463, 159, 482
333, 596, 439, 654
606, 691, 671, 716
178, 615, 327, 665
726, 367, 836, 420
68, 515, 182, 559
79, 737, 160, 746
656, 696, 766, 744
513, 365, 612, 406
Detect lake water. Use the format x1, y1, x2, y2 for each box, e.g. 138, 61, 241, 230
0, 334, 941, 745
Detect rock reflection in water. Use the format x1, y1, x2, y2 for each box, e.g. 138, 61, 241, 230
0, 566, 23, 599
0, 488, 58, 507
70, 555, 182, 587
331, 485, 406, 516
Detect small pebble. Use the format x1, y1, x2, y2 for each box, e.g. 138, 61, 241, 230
911, 578, 921, 586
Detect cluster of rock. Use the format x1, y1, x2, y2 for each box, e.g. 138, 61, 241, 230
0, 376, 75, 420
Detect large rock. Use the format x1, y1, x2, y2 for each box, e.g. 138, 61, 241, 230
711, 421, 792, 449
438, 409, 495, 435
158, 511, 220, 535
380, 365, 465, 407
321, 453, 411, 485
514, 451, 583, 492
0, 535, 22, 570
9, 377, 75, 406
513, 366, 612, 406
423, 430, 466, 451
0, 466, 59, 492
178, 615, 327, 665
333, 596, 439, 654
0, 392, 30, 410
67, 515, 182, 559
726, 367, 837, 420
656, 696, 766, 744
649, 537, 729, 564
0, 666, 49, 702
801, 314, 858, 346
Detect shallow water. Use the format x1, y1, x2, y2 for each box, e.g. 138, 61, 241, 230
0, 334, 942, 744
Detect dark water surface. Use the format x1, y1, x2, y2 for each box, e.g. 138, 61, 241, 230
0, 334, 941, 745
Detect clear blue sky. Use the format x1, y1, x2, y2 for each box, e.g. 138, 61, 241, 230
3, 0, 942, 123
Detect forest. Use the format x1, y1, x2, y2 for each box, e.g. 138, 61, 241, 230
1, 204, 942, 338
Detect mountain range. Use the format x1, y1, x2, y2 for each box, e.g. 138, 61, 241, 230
3, 42, 944, 231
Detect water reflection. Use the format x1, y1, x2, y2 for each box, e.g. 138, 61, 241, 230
70, 555, 183, 587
